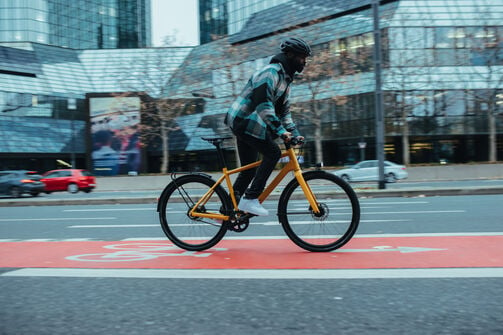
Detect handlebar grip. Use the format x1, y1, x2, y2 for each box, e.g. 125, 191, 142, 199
284, 137, 305, 148
290, 137, 304, 146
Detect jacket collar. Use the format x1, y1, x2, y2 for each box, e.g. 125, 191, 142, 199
269, 53, 294, 82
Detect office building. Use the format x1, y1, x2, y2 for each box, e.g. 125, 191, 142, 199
170, 0, 503, 168
0, 0, 151, 49
1, 0, 502, 175
199, 0, 289, 44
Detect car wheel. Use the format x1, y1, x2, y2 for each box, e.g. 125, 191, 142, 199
385, 173, 397, 183
67, 183, 79, 193
30, 192, 40, 197
10, 187, 21, 198
340, 174, 351, 183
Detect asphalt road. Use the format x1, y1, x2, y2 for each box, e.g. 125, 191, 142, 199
1, 194, 502, 334
1, 194, 502, 240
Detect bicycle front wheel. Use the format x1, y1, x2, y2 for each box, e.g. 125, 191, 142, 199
278, 171, 360, 252
158, 174, 231, 251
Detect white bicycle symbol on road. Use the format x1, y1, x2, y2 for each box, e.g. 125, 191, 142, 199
66, 242, 227, 262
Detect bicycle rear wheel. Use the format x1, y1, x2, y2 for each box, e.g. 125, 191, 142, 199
158, 174, 231, 251
278, 171, 360, 252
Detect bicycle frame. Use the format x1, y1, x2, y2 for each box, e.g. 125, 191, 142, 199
188, 145, 320, 221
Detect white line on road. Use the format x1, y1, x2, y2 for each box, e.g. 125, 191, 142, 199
59, 201, 430, 213
122, 232, 503, 240
3, 268, 503, 279
363, 210, 466, 214
67, 219, 412, 228
1, 232, 502, 243
68, 224, 159, 228
261, 219, 412, 225
63, 208, 156, 212
0, 217, 117, 222
360, 201, 430, 204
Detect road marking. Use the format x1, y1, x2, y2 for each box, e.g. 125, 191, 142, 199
0, 217, 117, 222
3, 268, 503, 279
2, 232, 503, 243
68, 224, 159, 228
261, 219, 411, 225
59, 201, 430, 213
122, 232, 503, 241
68, 219, 412, 229
360, 201, 430, 204
335, 246, 446, 253
1, 236, 501, 270
363, 210, 465, 214
63, 208, 156, 212
0, 238, 102, 242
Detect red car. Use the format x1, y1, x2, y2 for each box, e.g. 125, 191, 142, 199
41, 169, 96, 193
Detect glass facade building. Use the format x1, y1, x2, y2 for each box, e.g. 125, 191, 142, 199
1, 0, 502, 174
0, 0, 151, 49
0, 43, 192, 171
199, 0, 289, 44
169, 0, 503, 169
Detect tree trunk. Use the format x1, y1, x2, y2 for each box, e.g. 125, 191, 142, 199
489, 108, 497, 162
402, 107, 410, 165
161, 124, 169, 173
314, 120, 323, 165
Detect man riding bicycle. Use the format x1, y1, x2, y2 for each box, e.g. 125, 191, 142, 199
225, 37, 311, 216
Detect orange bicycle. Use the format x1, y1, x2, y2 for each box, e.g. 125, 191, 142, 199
157, 136, 360, 252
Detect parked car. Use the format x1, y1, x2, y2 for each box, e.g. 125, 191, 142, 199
41, 169, 96, 193
334, 160, 408, 183
0, 170, 45, 197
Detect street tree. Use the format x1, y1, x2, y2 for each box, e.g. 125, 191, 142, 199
115, 45, 195, 173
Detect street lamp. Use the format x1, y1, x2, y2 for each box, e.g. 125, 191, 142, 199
372, 0, 386, 189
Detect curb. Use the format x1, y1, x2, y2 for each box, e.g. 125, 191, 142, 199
2, 186, 502, 207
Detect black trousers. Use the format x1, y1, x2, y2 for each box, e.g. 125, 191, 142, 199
233, 132, 281, 199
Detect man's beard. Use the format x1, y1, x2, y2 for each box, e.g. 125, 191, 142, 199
292, 59, 305, 73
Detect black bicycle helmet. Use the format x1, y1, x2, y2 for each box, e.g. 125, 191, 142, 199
280, 37, 312, 56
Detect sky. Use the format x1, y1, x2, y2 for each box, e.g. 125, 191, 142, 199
151, 0, 200, 47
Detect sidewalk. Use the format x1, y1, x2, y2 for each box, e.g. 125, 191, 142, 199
1, 163, 502, 207
94, 163, 503, 192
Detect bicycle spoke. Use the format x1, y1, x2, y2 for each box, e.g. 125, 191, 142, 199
158, 175, 230, 251
278, 171, 360, 252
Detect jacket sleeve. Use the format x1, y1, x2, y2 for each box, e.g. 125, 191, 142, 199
251, 68, 287, 137
275, 86, 300, 137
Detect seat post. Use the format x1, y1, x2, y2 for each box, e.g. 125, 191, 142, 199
214, 141, 227, 169
201, 137, 232, 169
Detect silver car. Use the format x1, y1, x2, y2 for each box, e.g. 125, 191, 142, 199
334, 160, 408, 183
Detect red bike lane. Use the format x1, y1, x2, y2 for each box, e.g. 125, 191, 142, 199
1, 235, 502, 269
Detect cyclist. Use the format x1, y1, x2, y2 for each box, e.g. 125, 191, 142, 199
225, 37, 311, 216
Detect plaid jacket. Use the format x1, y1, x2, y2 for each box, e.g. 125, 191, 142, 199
225, 62, 300, 140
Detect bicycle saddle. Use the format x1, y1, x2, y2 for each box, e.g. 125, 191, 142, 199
201, 136, 233, 146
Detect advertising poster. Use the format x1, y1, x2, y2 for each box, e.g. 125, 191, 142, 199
89, 96, 141, 176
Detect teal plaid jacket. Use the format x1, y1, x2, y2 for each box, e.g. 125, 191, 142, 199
225, 62, 300, 140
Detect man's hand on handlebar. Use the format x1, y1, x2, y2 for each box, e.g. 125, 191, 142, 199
281, 132, 293, 142
281, 132, 304, 146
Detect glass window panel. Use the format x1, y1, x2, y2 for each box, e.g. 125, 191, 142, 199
435, 27, 454, 48
434, 49, 456, 66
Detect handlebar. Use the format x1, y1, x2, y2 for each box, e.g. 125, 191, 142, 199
284, 136, 305, 149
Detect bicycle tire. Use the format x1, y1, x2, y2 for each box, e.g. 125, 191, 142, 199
278, 171, 360, 252
158, 174, 231, 251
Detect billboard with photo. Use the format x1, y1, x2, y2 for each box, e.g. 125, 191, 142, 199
89, 96, 141, 176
